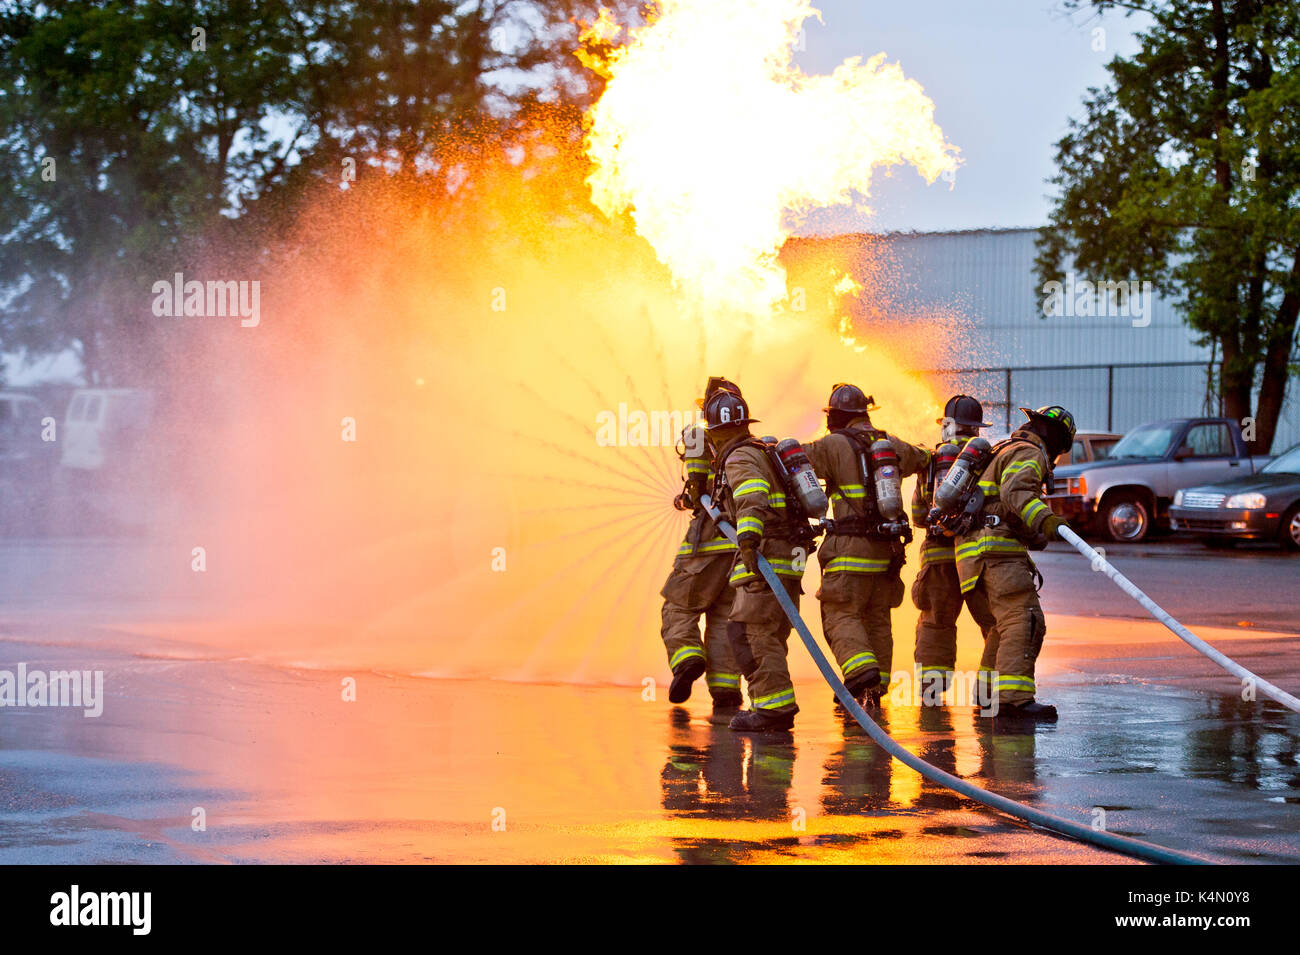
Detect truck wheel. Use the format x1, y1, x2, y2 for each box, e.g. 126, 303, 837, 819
1100, 492, 1151, 543
1279, 505, 1300, 552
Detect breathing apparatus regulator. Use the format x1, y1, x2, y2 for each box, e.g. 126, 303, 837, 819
928, 436, 995, 534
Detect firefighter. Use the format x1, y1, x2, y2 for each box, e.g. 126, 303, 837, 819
659, 377, 745, 711
704, 390, 807, 733
911, 395, 999, 705
804, 384, 929, 708
956, 405, 1075, 721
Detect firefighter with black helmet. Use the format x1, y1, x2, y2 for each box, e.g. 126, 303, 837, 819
911, 395, 999, 704
956, 405, 1076, 721
803, 383, 929, 708
704, 390, 807, 733
659, 377, 745, 713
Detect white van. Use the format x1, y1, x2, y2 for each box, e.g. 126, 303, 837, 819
60, 388, 155, 471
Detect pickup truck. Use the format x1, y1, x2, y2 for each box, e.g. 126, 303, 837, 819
1046, 418, 1272, 542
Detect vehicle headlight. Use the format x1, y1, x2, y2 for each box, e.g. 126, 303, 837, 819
1173, 489, 1184, 505
1064, 476, 1087, 496
1224, 492, 1266, 509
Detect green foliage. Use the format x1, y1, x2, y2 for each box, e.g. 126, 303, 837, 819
1037, 0, 1300, 452
0, 0, 608, 382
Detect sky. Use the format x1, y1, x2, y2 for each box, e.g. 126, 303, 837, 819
792, 0, 1149, 234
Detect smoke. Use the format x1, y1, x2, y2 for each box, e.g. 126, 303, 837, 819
124, 2, 965, 685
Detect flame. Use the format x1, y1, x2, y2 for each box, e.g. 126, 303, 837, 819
583, 0, 959, 315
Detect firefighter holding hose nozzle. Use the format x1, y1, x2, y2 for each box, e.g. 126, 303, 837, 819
945, 405, 1076, 722
659, 377, 746, 714
911, 395, 999, 705
704, 390, 816, 733
803, 383, 930, 710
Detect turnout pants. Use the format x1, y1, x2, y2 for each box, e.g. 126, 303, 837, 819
817, 570, 902, 689
912, 547, 997, 690
660, 556, 741, 700
963, 557, 1046, 706
725, 577, 802, 713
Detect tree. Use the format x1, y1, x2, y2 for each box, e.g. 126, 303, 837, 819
1037, 0, 1300, 453
0, 0, 610, 384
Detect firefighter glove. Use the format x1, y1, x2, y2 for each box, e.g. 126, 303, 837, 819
685, 476, 706, 509
1042, 515, 1068, 540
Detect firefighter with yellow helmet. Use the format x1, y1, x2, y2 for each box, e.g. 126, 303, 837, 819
803, 384, 929, 708
954, 405, 1075, 721
704, 390, 810, 733
659, 377, 745, 712
911, 395, 998, 704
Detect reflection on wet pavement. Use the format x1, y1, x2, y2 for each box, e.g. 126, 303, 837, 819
654, 675, 1300, 865
0, 637, 1295, 863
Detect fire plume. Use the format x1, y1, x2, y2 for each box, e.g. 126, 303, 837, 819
583, 0, 960, 314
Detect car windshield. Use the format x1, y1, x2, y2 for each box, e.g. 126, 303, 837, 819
1262, 445, 1300, 475
1110, 423, 1178, 458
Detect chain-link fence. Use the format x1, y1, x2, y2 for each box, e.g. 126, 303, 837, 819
925, 361, 1233, 437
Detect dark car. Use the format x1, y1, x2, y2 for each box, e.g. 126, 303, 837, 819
1168, 442, 1300, 551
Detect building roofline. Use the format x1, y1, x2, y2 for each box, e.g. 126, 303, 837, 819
791, 226, 1044, 240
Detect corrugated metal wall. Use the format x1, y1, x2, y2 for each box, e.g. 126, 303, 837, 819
841, 228, 1299, 452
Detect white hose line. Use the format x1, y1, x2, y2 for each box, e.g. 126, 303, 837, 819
1059, 526, 1300, 714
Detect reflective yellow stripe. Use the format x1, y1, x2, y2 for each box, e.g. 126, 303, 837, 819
997, 676, 1036, 692
734, 479, 770, 496
1005, 459, 1043, 479
831, 483, 867, 501
752, 687, 796, 710
685, 461, 710, 474
957, 536, 1027, 559
959, 574, 981, 593
1021, 499, 1049, 524
736, 516, 764, 536
670, 646, 705, 669
920, 546, 956, 564
695, 538, 736, 552
729, 558, 804, 582
824, 556, 891, 574
978, 480, 999, 496
841, 651, 879, 676
679, 540, 736, 555
707, 673, 740, 688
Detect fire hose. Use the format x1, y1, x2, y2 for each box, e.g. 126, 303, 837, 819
699, 494, 1211, 865
1059, 526, 1300, 714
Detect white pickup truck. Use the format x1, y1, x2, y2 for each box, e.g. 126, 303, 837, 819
1045, 417, 1272, 542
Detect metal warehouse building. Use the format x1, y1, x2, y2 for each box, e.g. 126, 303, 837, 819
841, 228, 1300, 453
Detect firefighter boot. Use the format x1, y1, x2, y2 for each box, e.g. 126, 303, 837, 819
996, 700, 1058, 722
669, 657, 707, 704
729, 708, 795, 733
919, 673, 948, 707
710, 690, 744, 723
834, 667, 881, 713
